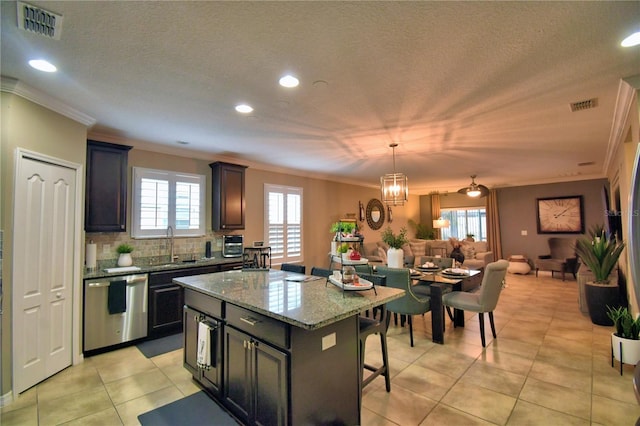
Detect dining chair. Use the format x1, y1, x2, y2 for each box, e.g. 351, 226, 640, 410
280, 263, 306, 274
310, 266, 332, 278
441, 259, 508, 347
356, 273, 391, 393
354, 264, 374, 275
375, 266, 431, 347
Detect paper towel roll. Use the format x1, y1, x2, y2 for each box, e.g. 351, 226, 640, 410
86, 242, 97, 270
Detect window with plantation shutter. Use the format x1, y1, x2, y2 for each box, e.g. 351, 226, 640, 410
132, 167, 205, 238
265, 184, 303, 264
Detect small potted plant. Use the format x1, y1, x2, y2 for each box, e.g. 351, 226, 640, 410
466, 233, 475, 242
607, 306, 640, 370
575, 225, 625, 325
381, 226, 408, 268
116, 243, 134, 267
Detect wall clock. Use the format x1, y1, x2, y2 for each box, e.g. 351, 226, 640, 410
536, 195, 584, 234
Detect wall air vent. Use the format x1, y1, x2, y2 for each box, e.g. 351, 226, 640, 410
17, 2, 63, 40
570, 98, 598, 112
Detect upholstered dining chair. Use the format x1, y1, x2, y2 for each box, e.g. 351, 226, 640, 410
280, 263, 306, 274
441, 259, 508, 347
375, 266, 431, 347
356, 273, 390, 393
310, 266, 332, 278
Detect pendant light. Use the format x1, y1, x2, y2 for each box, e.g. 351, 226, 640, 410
380, 143, 408, 206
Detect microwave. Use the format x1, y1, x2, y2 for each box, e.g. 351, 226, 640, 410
222, 235, 244, 257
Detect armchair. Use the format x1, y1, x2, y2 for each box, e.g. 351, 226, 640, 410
534, 237, 578, 281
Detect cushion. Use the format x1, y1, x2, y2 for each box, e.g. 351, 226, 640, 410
401, 243, 413, 257
461, 245, 476, 260
377, 246, 387, 263
471, 241, 488, 253
409, 240, 427, 257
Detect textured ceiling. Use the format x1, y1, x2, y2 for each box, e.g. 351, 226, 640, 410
1, 1, 639, 195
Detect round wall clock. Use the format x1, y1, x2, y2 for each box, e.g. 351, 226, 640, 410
536, 196, 584, 234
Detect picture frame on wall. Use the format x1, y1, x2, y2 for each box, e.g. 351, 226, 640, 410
536, 195, 584, 234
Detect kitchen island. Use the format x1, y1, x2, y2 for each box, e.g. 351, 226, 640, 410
174, 269, 404, 426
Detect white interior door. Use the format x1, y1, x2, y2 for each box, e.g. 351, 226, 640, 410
13, 153, 77, 393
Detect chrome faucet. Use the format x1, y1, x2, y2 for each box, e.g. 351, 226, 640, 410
167, 226, 177, 262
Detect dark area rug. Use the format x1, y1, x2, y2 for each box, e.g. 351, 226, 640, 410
138, 391, 238, 425
136, 333, 183, 358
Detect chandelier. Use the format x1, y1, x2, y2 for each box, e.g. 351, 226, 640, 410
380, 143, 408, 206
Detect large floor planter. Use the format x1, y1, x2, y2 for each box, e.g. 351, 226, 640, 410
584, 281, 620, 326
611, 333, 640, 375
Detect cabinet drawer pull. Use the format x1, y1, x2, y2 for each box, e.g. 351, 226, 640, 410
240, 316, 260, 326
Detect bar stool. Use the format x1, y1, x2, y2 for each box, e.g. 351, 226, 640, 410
357, 273, 390, 392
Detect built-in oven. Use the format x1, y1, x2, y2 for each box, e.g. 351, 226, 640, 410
222, 235, 243, 257
83, 274, 148, 353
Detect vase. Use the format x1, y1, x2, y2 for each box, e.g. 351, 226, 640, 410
387, 247, 404, 268
118, 253, 133, 267
331, 241, 338, 255
611, 333, 640, 366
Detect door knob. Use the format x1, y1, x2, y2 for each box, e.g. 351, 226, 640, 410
56, 292, 62, 298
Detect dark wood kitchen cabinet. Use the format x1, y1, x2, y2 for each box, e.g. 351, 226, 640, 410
184, 304, 223, 397
85, 140, 132, 232
223, 309, 288, 426
210, 162, 247, 231
148, 265, 221, 339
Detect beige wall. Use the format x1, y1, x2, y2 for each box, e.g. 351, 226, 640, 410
1, 93, 87, 397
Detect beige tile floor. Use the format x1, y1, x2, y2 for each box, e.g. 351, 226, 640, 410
2, 272, 640, 425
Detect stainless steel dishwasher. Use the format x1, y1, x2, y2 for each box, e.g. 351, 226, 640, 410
84, 274, 148, 352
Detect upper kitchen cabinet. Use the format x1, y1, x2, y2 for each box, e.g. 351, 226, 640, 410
85, 140, 132, 232
210, 162, 247, 231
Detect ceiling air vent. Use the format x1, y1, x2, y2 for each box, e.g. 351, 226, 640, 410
570, 98, 598, 112
17, 1, 63, 40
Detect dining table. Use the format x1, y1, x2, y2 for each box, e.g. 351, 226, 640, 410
410, 268, 483, 344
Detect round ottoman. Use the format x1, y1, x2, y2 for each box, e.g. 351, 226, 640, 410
508, 255, 531, 274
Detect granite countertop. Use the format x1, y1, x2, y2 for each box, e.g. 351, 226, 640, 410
174, 269, 405, 330
83, 256, 243, 279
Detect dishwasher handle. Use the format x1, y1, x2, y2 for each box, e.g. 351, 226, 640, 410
87, 276, 148, 288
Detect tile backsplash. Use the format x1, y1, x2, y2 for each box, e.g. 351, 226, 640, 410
86, 231, 225, 264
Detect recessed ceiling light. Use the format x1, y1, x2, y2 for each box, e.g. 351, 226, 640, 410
621, 31, 640, 47
279, 75, 299, 88
235, 104, 254, 113
28, 59, 57, 72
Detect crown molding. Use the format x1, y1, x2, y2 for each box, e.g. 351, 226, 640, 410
1, 76, 96, 126
603, 76, 639, 174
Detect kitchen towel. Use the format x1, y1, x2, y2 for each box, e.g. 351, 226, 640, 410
197, 321, 212, 369
107, 280, 127, 314
86, 242, 97, 270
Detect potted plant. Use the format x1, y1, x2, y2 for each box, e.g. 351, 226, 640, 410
607, 306, 640, 369
381, 227, 408, 268
466, 233, 475, 242
408, 219, 435, 240
116, 243, 134, 267
330, 221, 356, 240
575, 225, 625, 326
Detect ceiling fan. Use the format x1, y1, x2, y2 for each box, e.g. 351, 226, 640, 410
458, 175, 490, 198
